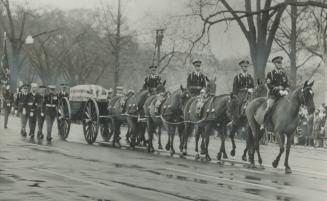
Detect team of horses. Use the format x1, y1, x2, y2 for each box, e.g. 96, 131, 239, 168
105, 79, 315, 174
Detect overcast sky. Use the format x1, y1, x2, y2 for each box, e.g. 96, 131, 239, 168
15, 0, 249, 59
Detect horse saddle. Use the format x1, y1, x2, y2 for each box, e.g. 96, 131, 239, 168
195, 97, 213, 118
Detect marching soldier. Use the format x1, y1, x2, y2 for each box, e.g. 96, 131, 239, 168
36, 85, 47, 139
263, 56, 290, 126
187, 60, 209, 96
26, 83, 39, 139
2, 84, 14, 129
13, 81, 24, 116
45, 85, 58, 142
143, 65, 162, 95
15, 84, 29, 137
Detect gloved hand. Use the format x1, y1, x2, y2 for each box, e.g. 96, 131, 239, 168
247, 88, 253, 93
279, 90, 284, 96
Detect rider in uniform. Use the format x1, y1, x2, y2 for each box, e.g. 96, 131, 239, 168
36, 85, 47, 139
45, 85, 58, 142
15, 84, 29, 137
2, 84, 14, 129
263, 56, 289, 127
27, 83, 39, 139
187, 60, 209, 96
143, 65, 162, 95
232, 59, 254, 114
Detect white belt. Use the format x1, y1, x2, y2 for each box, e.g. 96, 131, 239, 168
46, 104, 56, 107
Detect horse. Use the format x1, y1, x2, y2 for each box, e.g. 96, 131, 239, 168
107, 90, 135, 147
143, 84, 169, 152
161, 86, 191, 155
245, 80, 315, 173
182, 80, 240, 161
238, 80, 268, 161
127, 83, 166, 148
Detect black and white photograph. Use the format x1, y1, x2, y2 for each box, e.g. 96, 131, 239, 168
0, 0, 327, 200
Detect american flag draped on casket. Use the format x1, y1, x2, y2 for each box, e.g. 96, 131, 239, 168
69, 85, 108, 102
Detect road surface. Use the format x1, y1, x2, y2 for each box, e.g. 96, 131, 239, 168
0, 116, 327, 201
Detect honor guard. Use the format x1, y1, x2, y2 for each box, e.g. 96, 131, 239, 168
27, 83, 39, 139
263, 56, 290, 125
15, 84, 29, 137
36, 85, 47, 139
2, 84, 14, 129
45, 85, 58, 142
232, 60, 254, 99
187, 60, 209, 96
143, 65, 162, 95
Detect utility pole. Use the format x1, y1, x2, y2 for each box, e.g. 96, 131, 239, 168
113, 0, 121, 93
155, 29, 164, 67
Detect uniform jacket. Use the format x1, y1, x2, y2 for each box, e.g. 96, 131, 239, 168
45, 93, 59, 115
15, 92, 29, 111
187, 72, 208, 89
266, 69, 289, 96
26, 92, 38, 112
143, 74, 161, 89
232, 73, 254, 95
3, 90, 14, 109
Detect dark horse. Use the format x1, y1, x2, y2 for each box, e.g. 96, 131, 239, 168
238, 80, 268, 161
246, 80, 315, 173
107, 90, 135, 147
161, 86, 191, 155
127, 83, 166, 148
143, 85, 169, 152
182, 79, 240, 161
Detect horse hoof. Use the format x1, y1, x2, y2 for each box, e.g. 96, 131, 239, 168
230, 149, 235, 157
200, 149, 206, 155
195, 153, 200, 160
158, 144, 163, 150
216, 153, 222, 161
249, 164, 255, 169
223, 154, 228, 159
272, 161, 278, 168
259, 164, 265, 170
183, 151, 187, 156
242, 155, 247, 161
285, 167, 292, 174
206, 155, 211, 162
165, 144, 170, 151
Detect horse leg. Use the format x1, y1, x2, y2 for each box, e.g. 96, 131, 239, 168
284, 134, 293, 174
147, 119, 155, 153
272, 133, 285, 168
229, 123, 238, 157
182, 123, 193, 156
165, 126, 171, 151
125, 126, 131, 144
169, 126, 177, 156
195, 126, 201, 160
204, 125, 212, 161
113, 121, 122, 148
158, 125, 163, 150
222, 126, 228, 159
128, 118, 137, 149
216, 126, 226, 161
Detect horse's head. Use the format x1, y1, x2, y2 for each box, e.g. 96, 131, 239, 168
227, 93, 241, 123
156, 80, 166, 94
300, 80, 315, 114
162, 85, 191, 119
206, 77, 216, 95
253, 79, 268, 98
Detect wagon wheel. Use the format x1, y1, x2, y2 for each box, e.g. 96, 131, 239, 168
100, 119, 114, 142
82, 99, 99, 144
57, 97, 71, 140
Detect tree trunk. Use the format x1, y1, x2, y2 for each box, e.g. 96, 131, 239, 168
289, 3, 298, 87
113, 0, 121, 92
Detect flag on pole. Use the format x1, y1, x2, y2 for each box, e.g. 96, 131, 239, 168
0, 32, 10, 86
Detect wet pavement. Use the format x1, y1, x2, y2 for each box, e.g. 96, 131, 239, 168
0, 116, 327, 201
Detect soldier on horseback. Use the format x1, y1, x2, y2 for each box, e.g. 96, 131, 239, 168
263, 56, 290, 126
232, 59, 254, 115
143, 65, 162, 95
187, 60, 209, 96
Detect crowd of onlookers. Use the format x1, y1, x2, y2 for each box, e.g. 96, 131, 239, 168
296, 104, 327, 148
